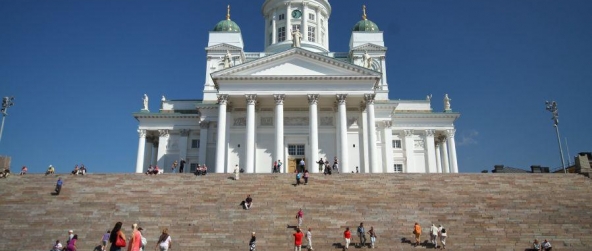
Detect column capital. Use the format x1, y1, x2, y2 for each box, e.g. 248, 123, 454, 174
245, 94, 257, 105
336, 94, 348, 104
446, 129, 456, 138
158, 129, 169, 138
217, 94, 229, 105
383, 121, 392, 128
425, 129, 435, 137
274, 94, 286, 105
364, 94, 376, 105
438, 135, 447, 143
404, 129, 414, 137
200, 121, 210, 129
138, 129, 147, 138
307, 94, 319, 105
179, 129, 191, 137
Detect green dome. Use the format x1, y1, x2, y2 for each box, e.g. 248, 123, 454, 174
352, 19, 380, 32
212, 19, 241, 32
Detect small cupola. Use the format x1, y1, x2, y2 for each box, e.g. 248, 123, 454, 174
213, 5, 241, 32
352, 5, 379, 32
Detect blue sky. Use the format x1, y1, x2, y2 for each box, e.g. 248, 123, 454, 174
1, 0, 591, 173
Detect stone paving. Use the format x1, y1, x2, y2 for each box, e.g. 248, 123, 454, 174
0, 173, 591, 250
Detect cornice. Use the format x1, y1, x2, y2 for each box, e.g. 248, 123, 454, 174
214, 75, 380, 81
133, 113, 200, 120
392, 113, 460, 119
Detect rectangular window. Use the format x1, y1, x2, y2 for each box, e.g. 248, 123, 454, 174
288, 144, 305, 156
191, 139, 200, 149
392, 140, 402, 149
278, 27, 286, 42
307, 26, 316, 42
309, 13, 315, 20
292, 24, 301, 32
394, 164, 403, 173
279, 14, 285, 20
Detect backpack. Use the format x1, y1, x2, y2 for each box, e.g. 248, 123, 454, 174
441, 228, 446, 234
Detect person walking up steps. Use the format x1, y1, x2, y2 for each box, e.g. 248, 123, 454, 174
293, 228, 304, 251
357, 222, 366, 248
296, 208, 304, 227
343, 227, 351, 249
368, 226, 377, 249
413, 222, 421, 247
249, 232, 256, 251
306, 227, 313, 250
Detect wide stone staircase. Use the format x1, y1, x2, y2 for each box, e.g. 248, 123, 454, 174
0, 173, 591, 251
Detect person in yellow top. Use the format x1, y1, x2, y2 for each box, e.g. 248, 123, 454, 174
413, 222, 422, 247
45, 165, 55, 176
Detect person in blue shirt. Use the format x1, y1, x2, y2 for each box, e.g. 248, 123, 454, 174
55, 177, 63, 195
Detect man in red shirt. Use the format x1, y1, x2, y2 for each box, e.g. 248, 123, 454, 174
344, 227, 351, 249
293, 228, 304, 251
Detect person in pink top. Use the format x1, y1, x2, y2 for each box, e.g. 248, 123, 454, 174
128, 223, 141, 251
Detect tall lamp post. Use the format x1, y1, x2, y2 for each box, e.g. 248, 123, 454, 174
545, 100, 566, 173
0, 96, 15, 143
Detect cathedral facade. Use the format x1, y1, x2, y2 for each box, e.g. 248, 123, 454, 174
133, 0, 460, 174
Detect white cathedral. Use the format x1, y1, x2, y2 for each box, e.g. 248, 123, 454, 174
133, 0, 460, 174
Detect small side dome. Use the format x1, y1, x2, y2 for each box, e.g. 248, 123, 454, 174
212, 4, 241, 32
352, 19, 379, 32
213, 19, 241, 32
352, 5, 380, 32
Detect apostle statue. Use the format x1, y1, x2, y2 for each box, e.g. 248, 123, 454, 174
161, 95, 166, 110
142, 94, 149, 111
362, 51, 372, 68
443, 94, 451, 111
223, 50, 232, 68
291, 29, 302, 48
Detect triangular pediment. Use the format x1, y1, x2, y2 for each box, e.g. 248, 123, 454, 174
205, 43, 243, 52
211, 48, 381, 79
351, 43, 387, 52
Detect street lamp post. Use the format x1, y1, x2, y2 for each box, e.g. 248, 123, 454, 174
0, 96, 15, 143
545, 100, 566, 173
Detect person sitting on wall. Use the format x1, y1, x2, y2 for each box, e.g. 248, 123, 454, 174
0, 168, 10, 178
46, 165, 55, 176
153, 165, 160, 175
201, 165, 208, 176
71, 165, 79, 175
19, 166, 28, 175
79, 164, 87, 175
146, 165, 154, 175
194, 164, 202, 176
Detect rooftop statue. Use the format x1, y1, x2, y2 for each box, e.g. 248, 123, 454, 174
444, 94, 451, 111
142, 94, 149, 111
292, 29, 302, 48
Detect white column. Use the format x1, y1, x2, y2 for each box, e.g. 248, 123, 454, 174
286, 3, 292, 41
425, 130, 437, 173
365, 94, 379, 173
157, 129, 169, 171
151, 142, 157, 166
302, 2, 308, 42
403, 130, 415, 173
245, 94, 257, 173
336, 94, 349, 173
274, 94, 285, 173
179, 129, 190, 168
215, 95, 228, 173
272, 9, 277, 44
144, 136, 153, 167
315, 7, 321, 44
199, 122, 209, 165
435, 142, 442, 173
359, 104, 369, 173
135, 129, 147, 173
440, 137, 450, 173
308, 94, 319, 173
382, 121, 393, 173
447, 129, 459, 173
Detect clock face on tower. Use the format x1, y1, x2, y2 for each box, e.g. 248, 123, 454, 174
291, 9, 302, 19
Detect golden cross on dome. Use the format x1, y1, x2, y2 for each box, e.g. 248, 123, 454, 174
226, 5, 231, 20
362, 5, 367, 20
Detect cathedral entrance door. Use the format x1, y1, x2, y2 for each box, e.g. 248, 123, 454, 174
288, 157, 297, 173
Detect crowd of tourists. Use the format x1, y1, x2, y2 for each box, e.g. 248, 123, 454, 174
51, 223, 172, 251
